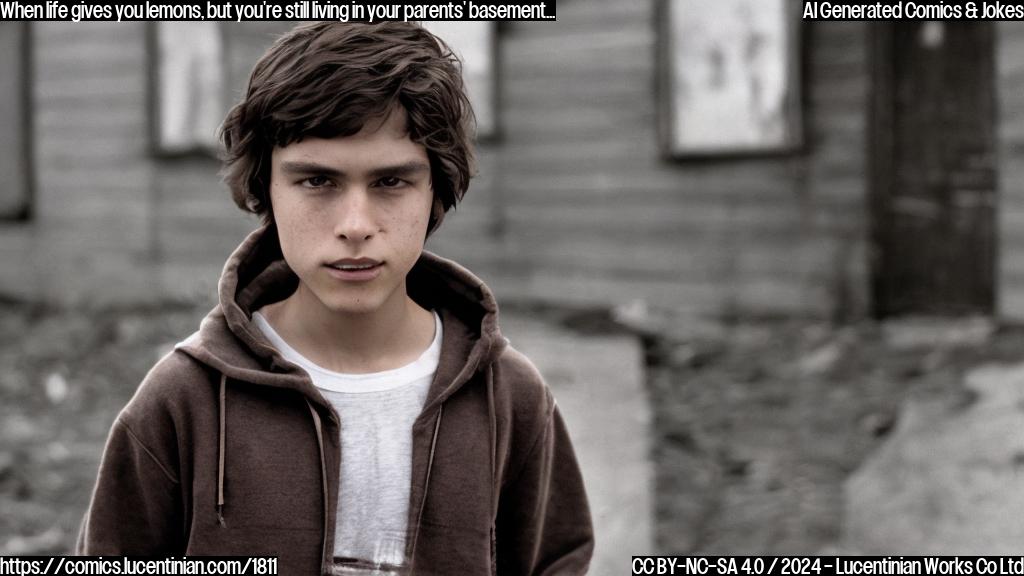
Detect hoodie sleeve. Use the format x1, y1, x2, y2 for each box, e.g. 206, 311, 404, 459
76, 417, 184, 554
495, 397, 595, 575
75, 414, 184, 553
76, 351, 204, 554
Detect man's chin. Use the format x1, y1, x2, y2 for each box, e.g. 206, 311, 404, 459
299, 277, 402, 318
317, 298, 383, 317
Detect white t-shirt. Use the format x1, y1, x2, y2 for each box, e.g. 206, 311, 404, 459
253, 310, 442, 574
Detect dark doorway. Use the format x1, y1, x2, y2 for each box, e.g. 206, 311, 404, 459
870, 22, 997, 317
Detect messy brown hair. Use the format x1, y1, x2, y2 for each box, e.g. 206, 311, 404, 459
220, 22, 475, 234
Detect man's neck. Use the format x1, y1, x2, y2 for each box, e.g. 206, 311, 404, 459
260, 284, 435, 374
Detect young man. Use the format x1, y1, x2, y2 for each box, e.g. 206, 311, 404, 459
77, 22, 594, 575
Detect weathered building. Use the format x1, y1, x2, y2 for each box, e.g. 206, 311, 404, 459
0, 9, 1020, 320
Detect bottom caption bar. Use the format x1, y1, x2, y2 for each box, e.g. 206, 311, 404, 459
633, 557, 1024, 576
0, 557, 277, 576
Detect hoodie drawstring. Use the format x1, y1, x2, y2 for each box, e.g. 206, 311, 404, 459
408, 404, 444, 572
486, 368, 497, 515
217, 374, 227, 527
304, 399, 330, 575
486, 368, 498, 575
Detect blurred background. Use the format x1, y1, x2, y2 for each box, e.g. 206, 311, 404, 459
4, 2, 1024, 573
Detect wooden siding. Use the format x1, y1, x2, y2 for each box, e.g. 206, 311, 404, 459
0, 23, 157, 305
431, 5, 871, 319
0, 23, 283, 305
0, 15, 877, 320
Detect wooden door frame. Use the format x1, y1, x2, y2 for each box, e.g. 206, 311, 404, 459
868, 23, 896, 319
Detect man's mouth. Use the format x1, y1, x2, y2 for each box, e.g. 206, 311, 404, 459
326, 258, 382, 271
324, 258, 384, 281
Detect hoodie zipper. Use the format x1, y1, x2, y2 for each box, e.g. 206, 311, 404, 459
304, 398, 331, 575
407, 404, 444, 574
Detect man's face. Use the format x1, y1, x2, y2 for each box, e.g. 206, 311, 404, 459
269, 107, 434, 316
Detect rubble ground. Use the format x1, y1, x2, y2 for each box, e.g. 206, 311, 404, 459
643, 314, 1021, 554
0, 301, 209, 554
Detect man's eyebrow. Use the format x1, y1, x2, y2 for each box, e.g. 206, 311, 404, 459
277, 161, 343, 177
277, 160, 430, 180
367, 160, 431, 180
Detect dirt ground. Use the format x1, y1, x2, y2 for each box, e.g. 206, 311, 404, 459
0, 301, 210, 554
642, 314, 1024, 555
2, 300, 1022, 556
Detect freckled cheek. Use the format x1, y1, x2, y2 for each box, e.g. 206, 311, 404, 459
385, 205, 428, 263
383, 201, 429, 231
273, 193, 326, 232
404, 204, 430, 240
270, 189, 322, 261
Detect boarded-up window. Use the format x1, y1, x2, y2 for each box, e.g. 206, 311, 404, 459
659, 0, 802, 157
0, 22, 29, 220
152, 22, 225, 155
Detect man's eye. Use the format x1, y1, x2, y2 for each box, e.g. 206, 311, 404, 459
377, 176, 404, 188
302, 175, 331, 188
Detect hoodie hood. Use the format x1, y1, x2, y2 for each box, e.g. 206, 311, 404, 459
175, 225, 508, 410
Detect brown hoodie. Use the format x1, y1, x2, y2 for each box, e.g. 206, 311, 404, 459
77, 226, 594, 575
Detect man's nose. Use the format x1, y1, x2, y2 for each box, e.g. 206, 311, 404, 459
333, 189, 376, 241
